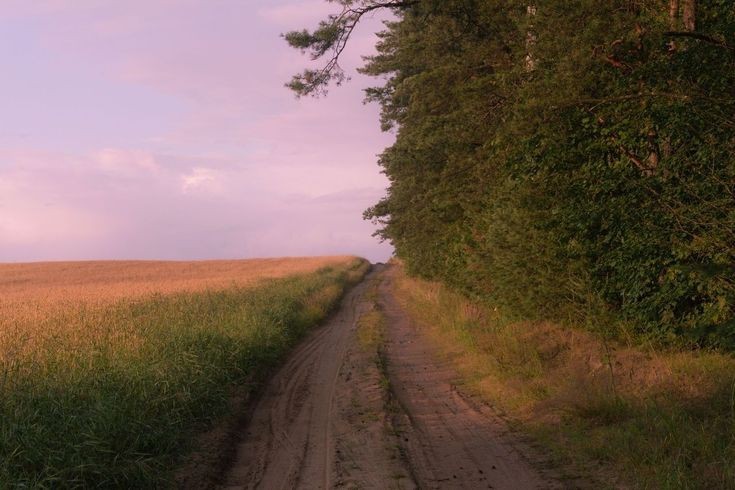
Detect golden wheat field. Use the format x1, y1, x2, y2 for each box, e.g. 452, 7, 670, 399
0, 256, 355, 362
0, 256, 353, 356
0, 256, 368, 487
0, 256, 353, 305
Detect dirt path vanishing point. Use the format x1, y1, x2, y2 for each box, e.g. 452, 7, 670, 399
221, 265, 567, 490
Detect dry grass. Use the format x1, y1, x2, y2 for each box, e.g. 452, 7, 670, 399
393, 265, 735, 489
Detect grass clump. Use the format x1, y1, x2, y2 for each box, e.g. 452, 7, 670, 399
393, 265, 735, 489
357, 279, 384, 354
0, 258, 369, 488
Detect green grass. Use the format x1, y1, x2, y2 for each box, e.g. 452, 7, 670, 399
356, 280, 383, 353
0, 259, 369, 488
393, 266, 735, 489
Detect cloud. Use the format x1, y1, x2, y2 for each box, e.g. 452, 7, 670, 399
0, 145, 393, 262
91, 14, 145, 37
0, 0, 97, 20
258, 1, 336, 26
94, 148, 159, 176
181, 167, 221, 194
0, 1, 395, 263
0, 167, 108, 247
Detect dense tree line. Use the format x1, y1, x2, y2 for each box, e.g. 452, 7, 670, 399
288, 1, 735, 348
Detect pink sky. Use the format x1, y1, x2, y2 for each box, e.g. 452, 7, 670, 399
0, 0, 394, 262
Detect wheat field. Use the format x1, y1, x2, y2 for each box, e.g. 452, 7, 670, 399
0, 256, 369, 487
0, 256, 352, 303
0, 257, 351, 362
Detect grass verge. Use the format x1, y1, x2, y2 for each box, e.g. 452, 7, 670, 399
392, 265, 735, 489
356, 277, 391, 394
356, 278, 383, 352
0, 258, 369, 488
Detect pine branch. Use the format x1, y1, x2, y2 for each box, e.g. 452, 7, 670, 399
285, 0, 419, 97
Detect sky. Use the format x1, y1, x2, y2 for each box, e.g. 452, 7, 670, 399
0, 0, 395, 263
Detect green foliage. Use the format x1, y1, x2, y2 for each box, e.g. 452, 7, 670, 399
0, 260, 368, 487
327, 0, 735, 347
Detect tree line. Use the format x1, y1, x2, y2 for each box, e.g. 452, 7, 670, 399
287, 0, 735, 348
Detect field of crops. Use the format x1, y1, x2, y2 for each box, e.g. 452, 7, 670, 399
0, 256, 369, 487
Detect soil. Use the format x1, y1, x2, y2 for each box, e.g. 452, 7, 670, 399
197, 265, 570, 489
378, 267, 565, 490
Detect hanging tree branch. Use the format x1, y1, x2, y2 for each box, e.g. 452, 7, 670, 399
283, 0, 418, 97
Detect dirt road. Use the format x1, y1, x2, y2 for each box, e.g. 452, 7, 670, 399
221, 265, 564, 489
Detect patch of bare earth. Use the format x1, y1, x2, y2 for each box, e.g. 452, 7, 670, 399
221, 267, 408, 490
331, 275, 412, 490
378, 267, 566, 490
214, 265, 570, 489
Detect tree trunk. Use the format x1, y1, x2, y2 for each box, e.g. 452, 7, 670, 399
669, 0, 680, 29
683, 0, 696, 31
647, 128, 660, 172
525, 5, 537, 71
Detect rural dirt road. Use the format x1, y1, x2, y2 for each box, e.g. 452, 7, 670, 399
221, 265, 565, 489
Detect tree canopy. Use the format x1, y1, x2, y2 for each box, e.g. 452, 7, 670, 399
286, 0, 735, 348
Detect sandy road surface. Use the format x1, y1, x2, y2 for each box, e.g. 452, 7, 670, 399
221, 265, 563, 489
378, 268, 563, 490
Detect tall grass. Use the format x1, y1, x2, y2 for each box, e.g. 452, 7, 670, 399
393, 266, 735, 489
0, 258, 368, 488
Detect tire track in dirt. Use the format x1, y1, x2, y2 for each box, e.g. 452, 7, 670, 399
221, 265, 570, 489
378, 266, 566, 490
222, 266, 409, 490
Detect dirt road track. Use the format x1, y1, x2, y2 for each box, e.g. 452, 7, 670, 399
378, 268, 563, 489
221, 265, 565, 489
